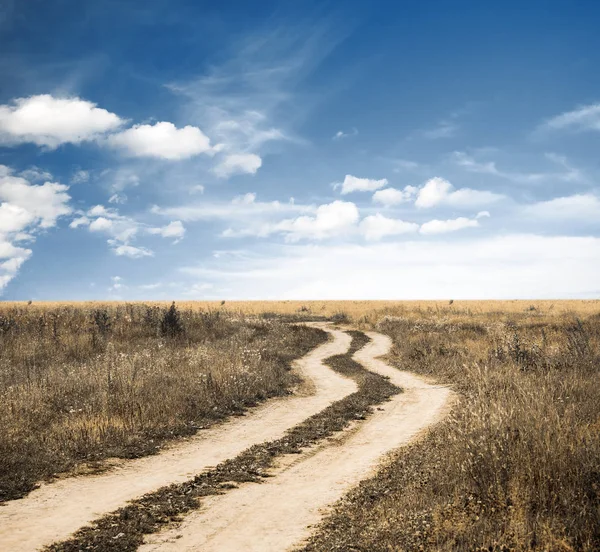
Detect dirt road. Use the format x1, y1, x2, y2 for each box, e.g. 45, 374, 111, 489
140, 330, 453, 552
0, 325, 356, 552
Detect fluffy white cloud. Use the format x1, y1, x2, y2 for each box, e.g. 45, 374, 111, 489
337, 175, 388, 194
213, 153, 262, 178
0, 203, 35, 233
415, 177, 503, 208
359, 214, 419, 240
274, 201, 359, 241
540, 103, 600, 132
372, 186, 418, 206
147, 220, 186, 240
419, 216, 480, 235
0, 172, 72, 227
0, 95, 123, 148
107, 121, 214, 160
223, 200, 359, 241
0, 166, 72, 291
181, 235, 600, 300
89, 217, 114, 232
523, 194, 600, 220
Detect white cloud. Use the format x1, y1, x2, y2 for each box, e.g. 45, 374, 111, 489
213, 153, 262, 178
0, 171, 72, 227
421, 120, 458, 139
70, 203, 184, 257
0, 239, 32, 291
419, 216, 480, 235
415, 177, 503, 208
108, 193, 127, 204
332, 128, 358, 140
19, 167, 53, 182
189, 184, 205, 194
337, 175, 388, 194
540, 103, 600, 132
153, 194, 311, 222
147, 220, 186, 240
523, 194, 600, 220
0, 166, 72, 292
107, 121, 214, 160
0, 95, 123, 148
359, 214, 419, 240
273, 201, 359, 241
0, 203, 36, 233
372, 186, 418, 206
232, 192, 257, 205
112, 244, 154, 258
180, 235, 600, 300
71, 170, 90, 184
223, 200, 359, 241
453, 151, 586, 184
89, 217, 114, 232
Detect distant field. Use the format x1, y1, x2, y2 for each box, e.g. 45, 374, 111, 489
4, 299, 600, 318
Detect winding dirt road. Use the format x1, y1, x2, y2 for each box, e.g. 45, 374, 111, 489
0, 325, 356, 552
140, 330, 453, 552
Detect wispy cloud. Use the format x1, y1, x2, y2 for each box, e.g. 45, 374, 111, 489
167, 21, 345, 179
420, 120, 459, 139
539, 103, 600, 133
332, 127, 358, 140
70, 204, 185, 257
452, 151, 586, 184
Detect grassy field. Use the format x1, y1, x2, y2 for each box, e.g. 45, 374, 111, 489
1, 299, 598, 550
301, 304, 600, 551
0, 302, 326, 502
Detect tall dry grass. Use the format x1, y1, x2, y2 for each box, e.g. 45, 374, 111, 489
0, 303, 325, 502
302, 308, 600, 551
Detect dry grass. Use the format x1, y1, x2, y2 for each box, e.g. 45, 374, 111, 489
301, 308, 600, 551
0, 303, 326, 502
4, 299, 600, 320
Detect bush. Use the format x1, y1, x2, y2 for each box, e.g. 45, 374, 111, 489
160, 302, 185, 338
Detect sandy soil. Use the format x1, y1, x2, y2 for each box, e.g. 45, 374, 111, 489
0, 324, 356, 552
139, 330, 453, 552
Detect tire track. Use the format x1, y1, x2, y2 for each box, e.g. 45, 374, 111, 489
140, 329, 453, 552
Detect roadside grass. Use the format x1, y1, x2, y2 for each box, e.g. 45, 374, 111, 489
44, 330, 401, 552
300, 312, 600, 551
0, 303, 327, 502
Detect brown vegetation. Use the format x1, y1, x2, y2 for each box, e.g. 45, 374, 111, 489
301, 308, 600, 551
0, 303, 326, 502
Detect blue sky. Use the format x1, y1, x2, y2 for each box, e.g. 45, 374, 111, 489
1, 0, 599, 300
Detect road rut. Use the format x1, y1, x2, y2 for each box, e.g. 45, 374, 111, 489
140, 329, 453, 552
